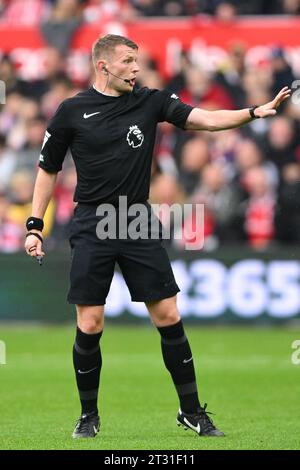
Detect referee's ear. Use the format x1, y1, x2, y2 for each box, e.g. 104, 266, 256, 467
97, 60, 108, 75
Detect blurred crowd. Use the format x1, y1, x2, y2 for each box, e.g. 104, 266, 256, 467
0, 0, 300, 30
0, 1, 300, 252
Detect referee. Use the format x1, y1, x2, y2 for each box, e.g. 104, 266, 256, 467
24, 34, 290, 439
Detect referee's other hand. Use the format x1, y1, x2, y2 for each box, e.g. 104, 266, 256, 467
25, 230, 45, 258
254, 86, 291, 118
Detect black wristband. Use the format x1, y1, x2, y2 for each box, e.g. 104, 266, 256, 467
26, 232, 43, 243
249, 105, 260, 119
26, 217, 44, 232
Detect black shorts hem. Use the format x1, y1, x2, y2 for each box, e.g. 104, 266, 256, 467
130, 286, 180, 303
67, 298, 106, 306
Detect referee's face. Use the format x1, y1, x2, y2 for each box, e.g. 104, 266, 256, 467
102, 45, 140, 94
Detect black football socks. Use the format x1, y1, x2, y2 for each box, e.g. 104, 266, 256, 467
73, 327, 102, 415
157, 320, 201, 414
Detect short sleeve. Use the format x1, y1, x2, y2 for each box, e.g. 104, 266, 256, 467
157, 90, 194, 129
38, 101, 73, 173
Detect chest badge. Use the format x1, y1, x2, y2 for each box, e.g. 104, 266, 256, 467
126, 125, 144, 148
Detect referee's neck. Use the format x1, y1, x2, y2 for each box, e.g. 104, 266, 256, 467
93, 84, 119, 97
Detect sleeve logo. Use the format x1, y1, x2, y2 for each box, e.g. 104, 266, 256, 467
41, 130, 51, 151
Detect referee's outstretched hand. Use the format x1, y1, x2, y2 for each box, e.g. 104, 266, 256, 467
25, 230, 45, 259
254, 86, 291, 118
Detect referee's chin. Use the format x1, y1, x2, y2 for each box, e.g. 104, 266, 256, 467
117, 82, 134, 94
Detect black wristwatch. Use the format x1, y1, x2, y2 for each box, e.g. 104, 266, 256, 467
249, 105, 260, 119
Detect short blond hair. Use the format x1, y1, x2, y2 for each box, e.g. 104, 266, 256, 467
92, 34, 138, 68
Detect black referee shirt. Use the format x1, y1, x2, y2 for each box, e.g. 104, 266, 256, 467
39, 86, 193, 205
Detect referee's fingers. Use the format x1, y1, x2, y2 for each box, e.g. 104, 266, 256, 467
35, 240, 44, 257
27, 247, 37, 257
25, 236, 45, 257
26, 244, 37, 257
274, 87, 291, 107
27, 246, 45, 257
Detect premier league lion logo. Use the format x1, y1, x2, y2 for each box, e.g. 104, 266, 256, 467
126, 125, 144, 148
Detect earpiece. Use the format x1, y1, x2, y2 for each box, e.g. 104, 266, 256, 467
100, 67, 131, 84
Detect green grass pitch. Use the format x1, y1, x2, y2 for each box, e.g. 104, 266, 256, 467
0, 325, 299, 450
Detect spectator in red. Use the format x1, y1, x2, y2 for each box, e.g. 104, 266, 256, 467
180, 66, 235, 110
243, 166, 276, 249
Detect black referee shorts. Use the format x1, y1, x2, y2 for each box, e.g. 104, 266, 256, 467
67, 203, 180, 305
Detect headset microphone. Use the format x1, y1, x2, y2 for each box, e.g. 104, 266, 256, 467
102, 66, 131, 84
